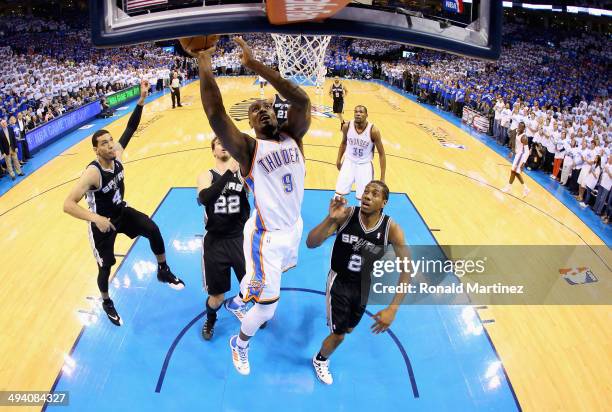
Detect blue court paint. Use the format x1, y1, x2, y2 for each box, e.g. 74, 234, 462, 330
46, 188, 518, 411
372, 79, 612, 245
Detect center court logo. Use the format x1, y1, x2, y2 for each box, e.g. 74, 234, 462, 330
230, 98, 335, 121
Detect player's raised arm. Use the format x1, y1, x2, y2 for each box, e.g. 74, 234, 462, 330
306, 197, 351, 248
115, 80, 149, 161
371, 220, 410, 334
196, 47, 255, 175
234, 37, 311, 141
371, 126, 386, 182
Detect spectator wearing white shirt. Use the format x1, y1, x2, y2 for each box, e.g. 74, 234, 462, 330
580, 155, 602, 207
576, 140, 597, 202
595, 156, 612, 220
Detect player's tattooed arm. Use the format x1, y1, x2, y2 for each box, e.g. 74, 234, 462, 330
63, 166, 116, 233
196, 47, 255, 175
371, 126, 386, 182
234, 37, 311, 141
336, 123, 349, 171
306, 197, 351, 248
371, 220, 410, 334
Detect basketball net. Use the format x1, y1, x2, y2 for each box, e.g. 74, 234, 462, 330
270, 34, 331, 88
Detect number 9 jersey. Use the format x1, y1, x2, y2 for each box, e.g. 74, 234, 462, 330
243, 135, 305, 232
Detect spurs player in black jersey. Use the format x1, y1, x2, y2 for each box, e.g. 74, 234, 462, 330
197, 136, 250, 340
306, 180, 411, 385
329, 77, 348, 129
272, 93, 290, 127
63, 80, 184, 326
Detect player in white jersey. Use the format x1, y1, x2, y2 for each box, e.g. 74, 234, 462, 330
335, 105, 386, 201
193, 37, 310, 375
502, 122, 530, 197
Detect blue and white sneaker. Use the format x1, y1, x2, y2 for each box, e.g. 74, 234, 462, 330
229, 335, 250, 375
224, 296, 247, 321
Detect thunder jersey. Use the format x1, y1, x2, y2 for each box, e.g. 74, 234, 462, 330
243, 135, 305, 231
204, 169, 250, 238
331, 83, 344, 101
345, 120, 374, 164
85, 159, 126, 218
273, 94, 290, 126
331, 207, 390, 282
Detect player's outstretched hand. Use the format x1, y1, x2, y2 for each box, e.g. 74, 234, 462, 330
371, 307, 397, 334
140, 79, 149, 99
328, 196, 349, 223
233, 36, 255, 68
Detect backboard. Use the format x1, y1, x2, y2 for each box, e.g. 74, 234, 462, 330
90, 1, 502, 60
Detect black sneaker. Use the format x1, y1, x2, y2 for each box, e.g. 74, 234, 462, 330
157, 266, 185, 290
260, 321, 268, 330
202, 318, 216, 341
102, 299, 122, 326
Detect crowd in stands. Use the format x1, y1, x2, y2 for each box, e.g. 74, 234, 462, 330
1, 16, 610, 223
381, 25, 611, 222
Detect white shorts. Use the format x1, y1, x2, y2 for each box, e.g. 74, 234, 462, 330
335, 160, 374, 200
511, 151, 528, 173
240, 214, 303, 303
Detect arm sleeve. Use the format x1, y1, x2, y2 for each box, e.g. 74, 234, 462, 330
198, 170, 233, 206
117, 104, 143, 149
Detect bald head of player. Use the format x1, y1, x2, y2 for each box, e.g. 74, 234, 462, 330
91, 129, 117, 161
211, 136, 231, 162
248, 99, 279, 139
360, 180, 389, 216
353, 105, 368, 127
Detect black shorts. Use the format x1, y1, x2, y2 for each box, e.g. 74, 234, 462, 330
202, 233, 246, 295
88, 206, 156, 268
326, 270, 367, 335
333, 99, 344, 114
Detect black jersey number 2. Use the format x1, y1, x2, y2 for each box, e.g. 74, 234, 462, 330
214, 195, 240, 214
348, 254, 362, 272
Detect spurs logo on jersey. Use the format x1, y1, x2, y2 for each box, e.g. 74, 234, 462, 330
332, 83, 344, 100
243, 135, 305, 231
205, 169, 250, 238
273, 94, 290, 125
332, 207, 390, 282
346, 120, 374, 163
85, 159, 126, 217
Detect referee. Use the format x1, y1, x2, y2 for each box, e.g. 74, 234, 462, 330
169, 72, 182, 109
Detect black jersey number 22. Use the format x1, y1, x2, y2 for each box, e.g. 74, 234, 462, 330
214, 195, 240, 214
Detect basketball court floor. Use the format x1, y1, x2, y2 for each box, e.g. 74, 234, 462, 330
0, 78, 610, 411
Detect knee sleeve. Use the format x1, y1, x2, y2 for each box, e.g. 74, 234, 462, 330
241, 302, 278, 337
97, 266, 112, 293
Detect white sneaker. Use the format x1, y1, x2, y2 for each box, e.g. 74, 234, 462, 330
579, 202, 587, 208
523, 187, 530, 198
501, 185, 511, 193
224, 297, 247, 322
312, 355, 333, 385
229, 335, 250, 375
